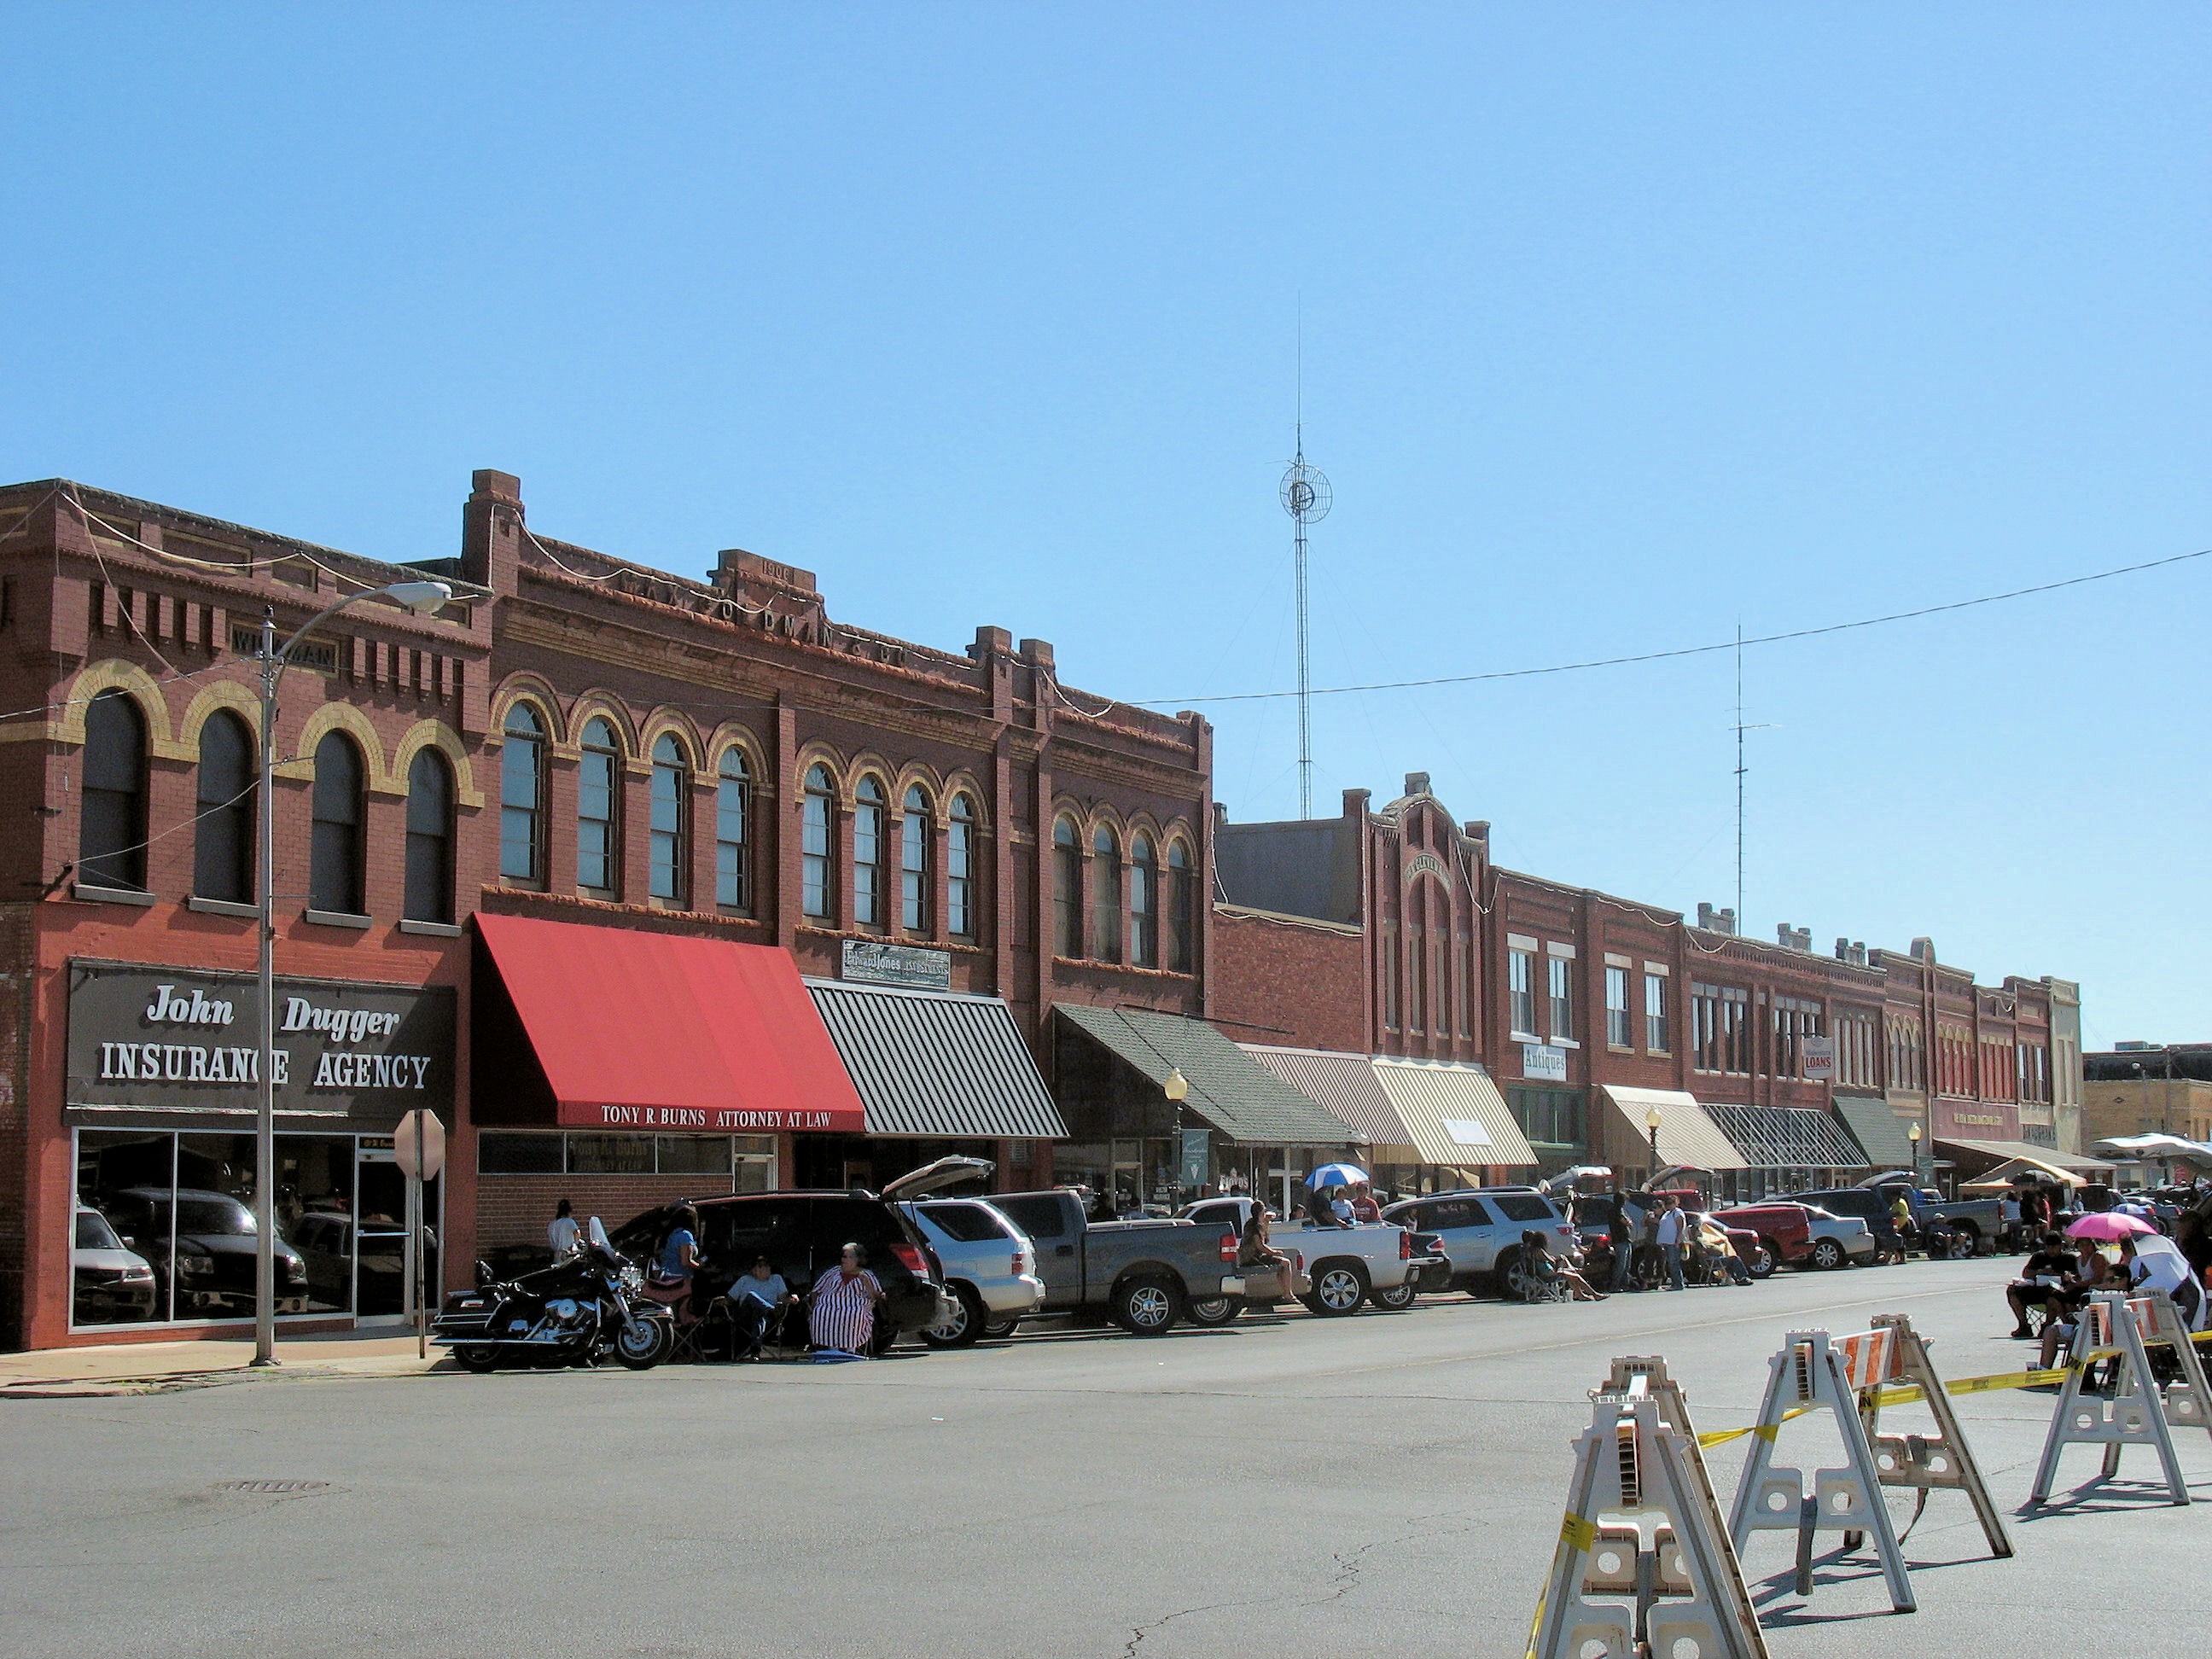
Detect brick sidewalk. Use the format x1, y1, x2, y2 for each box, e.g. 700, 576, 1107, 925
0, 1330, 445, 1397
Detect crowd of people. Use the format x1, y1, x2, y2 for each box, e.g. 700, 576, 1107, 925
2000, 1179, 2212, 1370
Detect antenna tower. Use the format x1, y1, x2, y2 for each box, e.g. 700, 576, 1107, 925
1280, 319, 1330, 818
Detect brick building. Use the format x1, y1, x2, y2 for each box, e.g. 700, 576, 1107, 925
1213, 772, 2086, 1198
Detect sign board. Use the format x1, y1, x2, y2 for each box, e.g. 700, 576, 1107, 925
1522, 1043, 1569, 1083
1404, 851, 1451, 886
841, 939, 953, 991
65, 963, 455, 1126
1442, 1117, 1494, 1149
1801, 1034, 1836, 1081
1179, 1126, 1211, 1190
393, 1109, 446, 1180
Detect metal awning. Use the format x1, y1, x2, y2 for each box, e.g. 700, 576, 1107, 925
1370, 1057, 1539, 1168
1937, 1138, 2114, 1176
1053, 1004, 1358, 1146
1704, 1103, 1869, 1171
1832, 1094, 1916, 1169
808, 980, 1066, 1139
1595, 1086, 1748, 1172
1243, 1045, 1417, 1160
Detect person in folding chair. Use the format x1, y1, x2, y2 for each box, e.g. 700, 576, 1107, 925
726, 1256, 801, 1361
2122, 1232, 2205, 1327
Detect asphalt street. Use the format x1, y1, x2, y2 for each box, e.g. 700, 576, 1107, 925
3, 1256, 2206, 1659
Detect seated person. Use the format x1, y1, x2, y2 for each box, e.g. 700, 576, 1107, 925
2006, 1232, 2075, 1338
1522, 1229, 1605, 1301
809, 1243, 886, 1356
2121, 1233, 2204, 1327
2037, 1244, 2118, 1371
725, 1256, 800, 1357
1692, 1214, 1752, 1286
1235, 1208, 1297, 1295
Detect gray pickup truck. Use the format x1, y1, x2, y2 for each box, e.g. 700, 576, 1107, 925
993, 1190, 1240, 1336
1799, 1181, 2004, 1257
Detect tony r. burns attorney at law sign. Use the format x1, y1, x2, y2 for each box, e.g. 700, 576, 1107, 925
67, 962, 454, 1121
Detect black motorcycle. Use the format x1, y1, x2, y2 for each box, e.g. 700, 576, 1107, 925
432, 1217, 674, 1373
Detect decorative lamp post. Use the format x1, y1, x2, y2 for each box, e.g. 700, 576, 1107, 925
1162, 1068, 1190, 1203
1907, 1120, 1925, 1185
251, 579, 452, 1366
1645, 1103, 1663, 1173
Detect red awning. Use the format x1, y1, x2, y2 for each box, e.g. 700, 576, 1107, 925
475, 912, 864, 1132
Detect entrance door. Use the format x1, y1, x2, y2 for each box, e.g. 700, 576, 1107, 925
355, 1148, 441, 1322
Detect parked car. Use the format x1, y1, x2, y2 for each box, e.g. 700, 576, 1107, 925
993, 1189, 1242, 1335
1860, 1179, 2004, 1254
612, 1158, 975, 1352
72, 1204, 157, 1323
1381, 1187, 1579, 1300
898, 1196, 1045, 1348
1179, 1195, 1440, 1315
100, 1186, 310, 1317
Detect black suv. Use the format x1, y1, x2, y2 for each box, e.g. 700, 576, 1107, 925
612, 1160, 980, 1350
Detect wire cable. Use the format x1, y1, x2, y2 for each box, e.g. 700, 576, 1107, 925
1136, 545, 2212, 707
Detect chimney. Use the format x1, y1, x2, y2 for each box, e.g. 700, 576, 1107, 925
1720, 908, 1736, 934
1910, 937, 1936, 963
1852, 940, 1867, 965
1697, 904, 1736, 935
1404, 771, 1431, 797
1836, 936, 1852, 961
1212, 800, 1229, 827
1342, 787, 1371, 821
460, 469, 524, 592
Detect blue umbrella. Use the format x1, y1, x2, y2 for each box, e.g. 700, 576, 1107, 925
1306, 1162, 1370, 1190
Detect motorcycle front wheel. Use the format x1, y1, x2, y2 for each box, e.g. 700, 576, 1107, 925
615, 1317, 672, 1370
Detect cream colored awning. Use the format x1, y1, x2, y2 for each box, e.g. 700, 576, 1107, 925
1598, 1086, 1748, 1173
1370, 1058, 1539, 1168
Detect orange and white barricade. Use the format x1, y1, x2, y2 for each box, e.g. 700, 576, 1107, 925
1528, 1357, 1768, 1659
1726, 1329, 1914, 1614
1852, 1314, 2011, 1559
2127, 1290, 2212, 1438
2030, 1291, 2192, 1507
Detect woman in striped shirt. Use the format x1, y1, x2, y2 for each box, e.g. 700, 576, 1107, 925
809, 1243, 886, 1354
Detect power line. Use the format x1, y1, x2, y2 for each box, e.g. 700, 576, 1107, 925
1136, 544, 2212, 707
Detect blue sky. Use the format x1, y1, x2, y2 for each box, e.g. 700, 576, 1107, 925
3, 7, 2205, 1043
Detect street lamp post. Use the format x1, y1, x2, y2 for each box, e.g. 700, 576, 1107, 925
252, 579, 452, 1365
1907, 1120, 1925, 1186
1645, 1103, 1662, 1176
1162, 1067, 1190, 1205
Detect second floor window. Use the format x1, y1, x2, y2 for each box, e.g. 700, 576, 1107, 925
194, 709, 253, 904
649, 734, 688, 903
1508, 947, 1536, 1037
900, 785, 931, 933
715, 749, 749, 910
1547, 953, 1574, 1043
404, 748, 454, 924
1129, 834, 1158, 969
1052, 817, 1082, 957
498, 704, 544, 885
309, 731, 365, 915
80, 690, 148, 891
577, 718, 620, 897
1644, 972, 1669, 1053
1605, 965, 1631, 1047
1091, 825, 1122, 963
946, 793, 977, 938
1167, 839, 1195, 973
801, 764, 835, 919
853, 776, 887, 927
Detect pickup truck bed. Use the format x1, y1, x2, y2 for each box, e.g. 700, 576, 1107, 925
993, 1190, 1241, 1335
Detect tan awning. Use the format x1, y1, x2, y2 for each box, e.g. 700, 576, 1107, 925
1370, 1058, 1538, 1168
1960, 1156, 2087, 1191
1597, 1086, 1748, 1173
1242, 1045, 1417, 1161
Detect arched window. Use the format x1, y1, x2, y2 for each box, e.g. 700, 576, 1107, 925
193, 709, 253, 904
801, 764, 835, 920
404, 748, 454, 924
714, 748, 750, 911
1166, 839, 1195, 974
649, 733, 689, 904
946, 793, 978, 940
1052, 816, 1082, 958
1091, 825, 1122, 964
853, 776, 887, 928
577, 717, 620, 898
80, 689, 148, 891
1129, 834, 1159, 969
899, 784, 932, 934
309, 731, 364, 915
498, 704, 545, 885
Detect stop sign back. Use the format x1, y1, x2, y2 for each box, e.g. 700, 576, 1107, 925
393, 1109, 446, 1179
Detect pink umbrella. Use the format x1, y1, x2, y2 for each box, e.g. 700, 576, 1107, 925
2065, 1212, 2156, 1242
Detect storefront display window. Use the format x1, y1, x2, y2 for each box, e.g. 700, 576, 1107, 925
476, 1132, 776, 1183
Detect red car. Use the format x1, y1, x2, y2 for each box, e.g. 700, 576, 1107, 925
1714, 1203, 1817, 1270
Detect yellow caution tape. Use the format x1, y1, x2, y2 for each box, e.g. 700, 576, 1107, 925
1698, 1405, 1809, 1448
1559, 1511, 1598, 1552
1700, 1360, 2080, 1447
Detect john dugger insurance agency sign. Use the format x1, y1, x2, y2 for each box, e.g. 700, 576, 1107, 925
66, 962, 455, 1126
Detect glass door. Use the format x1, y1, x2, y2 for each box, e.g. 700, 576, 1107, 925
355, 1147, 407, 1320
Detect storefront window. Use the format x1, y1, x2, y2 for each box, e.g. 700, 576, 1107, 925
657, 1135, 732, 1177
566, 1134, 656, 1175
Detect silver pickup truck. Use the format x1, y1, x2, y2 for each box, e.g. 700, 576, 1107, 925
992, 1190, 1242, 1336
1179, 1196, 1443, 1318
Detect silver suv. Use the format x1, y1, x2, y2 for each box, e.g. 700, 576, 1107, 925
1380, 1187, 1578, 1301
899, 1197, 1045, 1348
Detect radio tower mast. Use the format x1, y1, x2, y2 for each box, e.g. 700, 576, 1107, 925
1280, 321, 1330, 818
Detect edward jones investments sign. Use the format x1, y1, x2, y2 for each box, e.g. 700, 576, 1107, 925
67, 962, 455, 1124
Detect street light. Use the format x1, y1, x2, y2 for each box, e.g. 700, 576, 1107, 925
252, 579, 451, 1365
1907, 1120, 1924, 1185
1645, 1103, 1662, 1170
1161, 1068, 1189, 1204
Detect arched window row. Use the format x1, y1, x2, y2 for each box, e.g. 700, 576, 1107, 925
1050, 807, 1197, 974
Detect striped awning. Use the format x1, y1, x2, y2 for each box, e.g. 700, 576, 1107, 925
1242, 1045, 1414, 1158
1369, 1058, 1539, 1168
1703, 1103, 1868, 1171
1596, 1086, 1748, 1173
1054, 1004, 1358, 1146
807, 980, 1066, 1139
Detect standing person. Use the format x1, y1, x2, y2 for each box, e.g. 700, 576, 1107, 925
809, 1243, 886, 1355
1889, 1189, 1916, 1257
1998, 1190, 2023, 1251
1656, 1196, 1686, 1292
1349, 1181, 1382, 1224
1605, 1190, 1633, 1293
547, 1198, 581, 1260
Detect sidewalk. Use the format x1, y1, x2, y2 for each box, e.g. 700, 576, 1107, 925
0, 1328, 446, 1398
